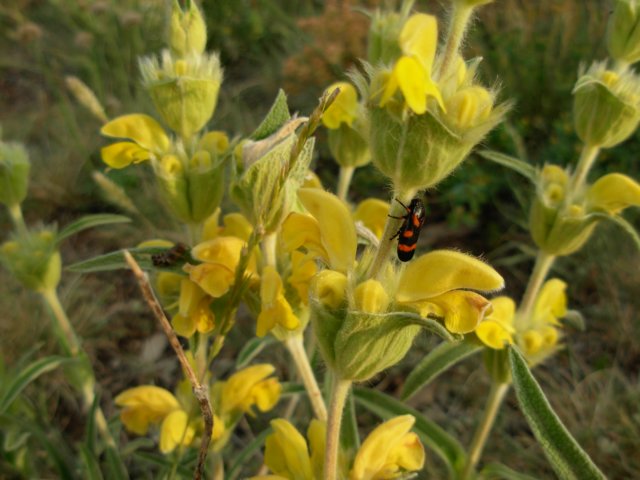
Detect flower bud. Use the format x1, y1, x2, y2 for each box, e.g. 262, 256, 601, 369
0, 229, 61, 292
353, 279, 389, 313
0, 139, 30, 208
169, 0, 207, 58
140, 51, 222, 139
573, 63, 640, 148
607, 0, 640, 65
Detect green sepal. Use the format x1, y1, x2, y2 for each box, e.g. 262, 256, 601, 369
251, 89, 291, 140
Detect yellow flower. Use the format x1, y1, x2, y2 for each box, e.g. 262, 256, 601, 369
476, 279, 568, 362
185, 236, 257, 297
378, 14, 444, 114
395, 250, 504, 333
322, 82, 359, 129
475, 296, 516, 349
220, 364, 281, 416
586, 173, 640, 214
353, 198, 390, 239
287, 251, 317, 304
311, 270, 348, 309
171, 279, 216, 337
350, 415, 425, 480
257, 266, 301, 337
115, 386, 194, 454
100, 114, 170, 169
262, 419, 317, 480
354, 279, 390, 314
282, 188, 357, 274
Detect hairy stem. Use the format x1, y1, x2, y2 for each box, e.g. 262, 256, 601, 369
336, 166, 355, 202
437, 3, 474, 81
124, 251, 213, 480
462, 382, 510, 479
568, 144, 600, 203
285, 335, 328, 421
324, 378, 351, 480
516, 251, 556, 327
8, 203, 27, 235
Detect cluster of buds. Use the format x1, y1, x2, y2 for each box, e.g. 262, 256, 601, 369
530, 164, 640, 256
362, 11, 509, 194
100, 0, 225, 225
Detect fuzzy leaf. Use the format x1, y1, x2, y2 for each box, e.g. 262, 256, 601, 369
478, 150, 536, 181
0, 355, 68, 414
353, 386, 466, 475
56, 214, 131, 244
509, 347, 606, 480
387, 312, 460, 342
251, 89, 291, 140
401, 341, 483, 400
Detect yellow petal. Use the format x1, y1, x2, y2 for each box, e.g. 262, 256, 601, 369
396, 250, 504, 303
198, 130, 229, 154
476, 320, 513, 349
353, 198, 390, 239
587, 173, 640, 214
281, 212, 328, 262
521, 330, 544, 356
101, 141, 150, 169
264, 419, 313, 480
222, 212, 253, 241
298, 188, 357, 273
115, 386, 180, 435
387, 432, 425, 472
257, 297, 300, 337
212, 414, 225, 441
159, 410, 194, 453
541, 325, 560, 348
351, 415, 422, 480
307, 419, 326, 478
191, 236, 245, 271
399, 14, 438, 70
322, 82, 359, 129
186, 262, 235, 297
101, 114, 170, 153
172, 312, 197, 338
394, 56, 428, 114
311, 270, 348, 309
178, 278, 206, 317
261, 266, 284, 305
155, 272, 183, 299
379, 69, 399, 108
252, 377, 282, 413
353, 279, 389, 314
486, 296, 516, 333
287, 251, 318, 304
194, 298, 215, 333
428, 290, 492, 334
222, 364, 279, 415
533, 278, 567, 326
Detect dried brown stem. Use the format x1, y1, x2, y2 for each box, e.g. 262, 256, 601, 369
123, 251, 213, 480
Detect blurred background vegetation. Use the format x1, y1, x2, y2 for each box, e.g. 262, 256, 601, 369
1, 0, 638, 478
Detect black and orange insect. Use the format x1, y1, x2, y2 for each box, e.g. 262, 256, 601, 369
390, 197, 426, 262
151, 242, 189, 268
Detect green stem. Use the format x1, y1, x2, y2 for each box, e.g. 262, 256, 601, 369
516, 251, 556, 328
462, 382, 510, 479
8, 203, 28, 235
367, 188, 416, 280
336, 166, 355, 202
324, 378, 351, 480
41, 289, 117, 449
437, 3, 474, 81
285, 335, 328, 421
568, 144, 600, 202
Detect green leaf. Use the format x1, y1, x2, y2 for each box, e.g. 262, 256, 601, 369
280, 382, 305, 397
251, 89, 291, 140
236, 336, 277, 369
590, 212, 640, 251
67, 247, 163, 273
105, 445, 130, 480
562, 310, 586, 331
79, 444, 105, 480
401, 341, 483, 400
57, 214, 131, 244
227, 428, 271, 480
480, 462, 539, 480
478, 150, 536, 182
383, 312, 460, 342
0, 355, 68, 414
353, 387, 466, 476
509, 347, 606, 480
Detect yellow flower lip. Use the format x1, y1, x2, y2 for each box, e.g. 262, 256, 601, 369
396, 250, 504, 303
587, 172, 640, 214
221, 364, 281, 416
115, 385, 180, 435
322, 81, 359, 129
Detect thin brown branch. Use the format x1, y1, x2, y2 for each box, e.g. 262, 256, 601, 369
123, 251, 213, 480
